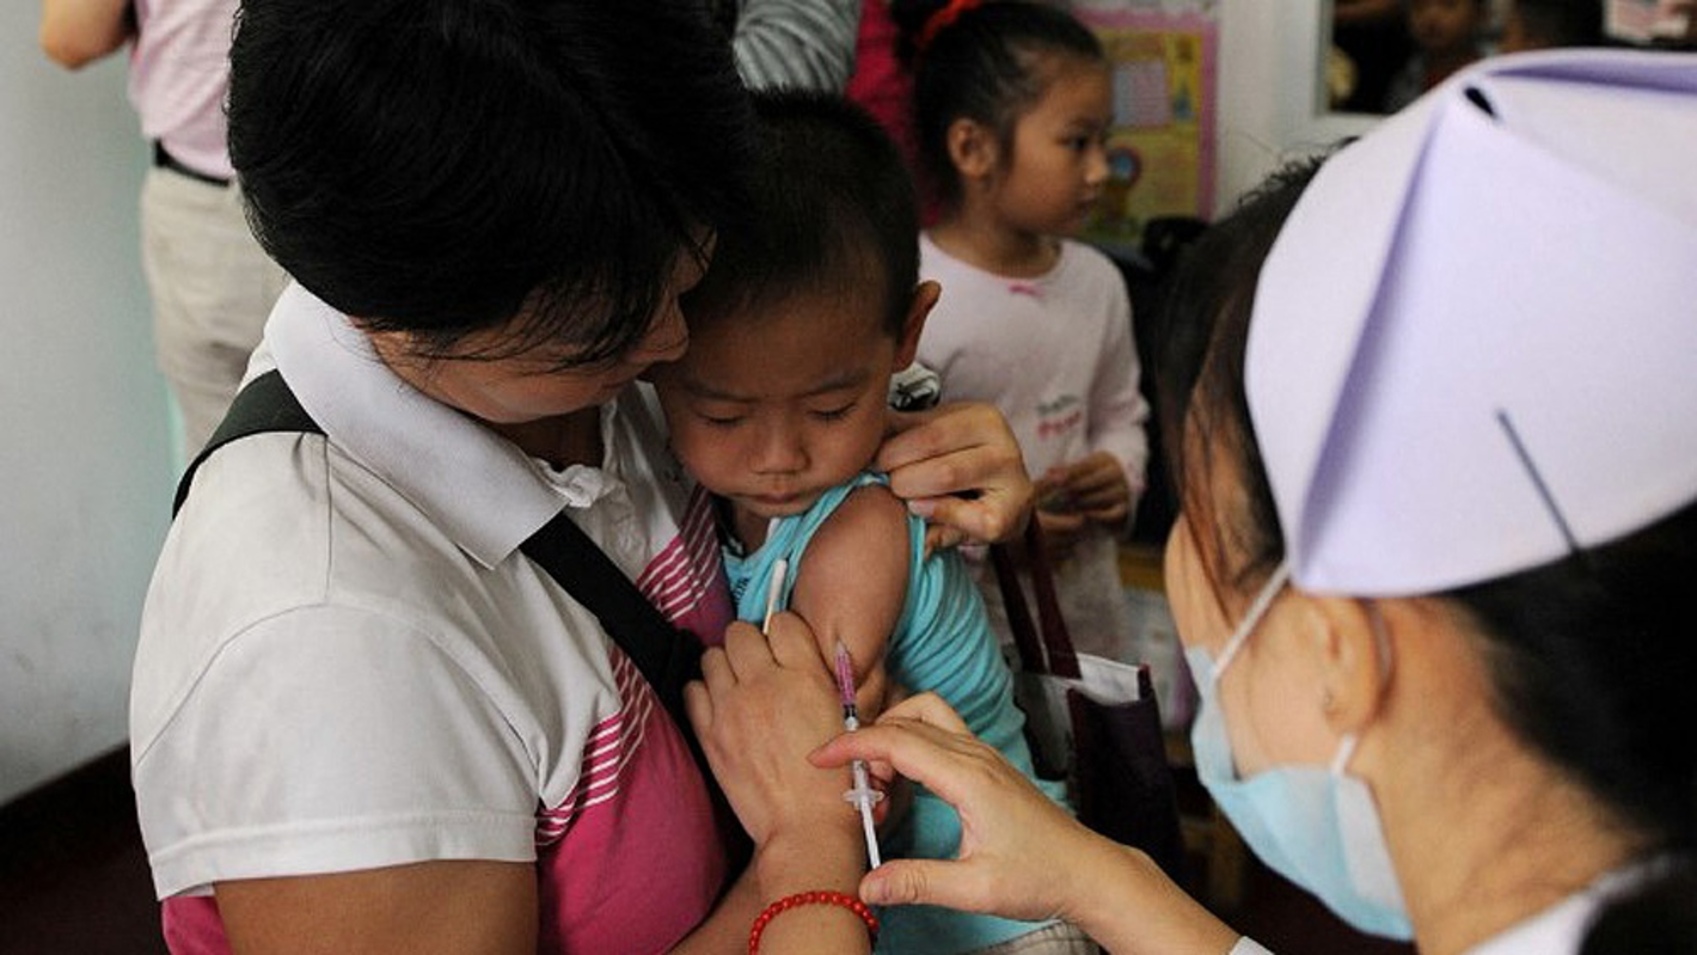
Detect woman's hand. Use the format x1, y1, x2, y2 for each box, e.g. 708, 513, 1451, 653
685, 613, 852, 847
810, 693, 1098, 922
682, 615, 874, 955
878, 402, 1034, 551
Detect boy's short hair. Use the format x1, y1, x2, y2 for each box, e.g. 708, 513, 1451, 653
228, 0, 756, 366
683, 90, 919, 339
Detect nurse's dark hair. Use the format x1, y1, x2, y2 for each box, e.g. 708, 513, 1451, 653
681, 89, 919, 339
227, 0, 755, 367
887, 0, 1104, 211
1155, 153, 1697, 953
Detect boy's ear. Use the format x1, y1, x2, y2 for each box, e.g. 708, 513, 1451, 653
946, 117, 997, 181
894, 280, 940, 369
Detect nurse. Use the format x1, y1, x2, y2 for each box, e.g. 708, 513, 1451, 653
699, 48, 1697, 954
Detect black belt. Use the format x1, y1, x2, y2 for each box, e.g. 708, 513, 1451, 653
152, 142, 231, 187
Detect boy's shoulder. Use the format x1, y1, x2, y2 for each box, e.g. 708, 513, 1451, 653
796, 477, 916, 593
812, 476, 912, 557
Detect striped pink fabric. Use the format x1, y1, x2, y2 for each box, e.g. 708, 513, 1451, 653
534, 650, 657, 845
638, 485, 734, 647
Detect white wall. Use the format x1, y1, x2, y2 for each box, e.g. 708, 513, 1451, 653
1215, 0, 1379, 208
0, 9, 177, 805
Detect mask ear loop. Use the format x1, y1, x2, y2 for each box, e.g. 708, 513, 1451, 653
1330, 603, 1397, 776
1214, 563, 1292, 676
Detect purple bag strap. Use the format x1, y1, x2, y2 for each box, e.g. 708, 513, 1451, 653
989, 519, 1081, 679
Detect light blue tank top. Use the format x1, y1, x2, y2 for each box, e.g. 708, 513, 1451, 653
722, 472, 1070, 954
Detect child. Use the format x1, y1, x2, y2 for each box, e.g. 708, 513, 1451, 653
1383, 0, 1488, 111
890, 0, 1151, 666
650, 89, 1091, 955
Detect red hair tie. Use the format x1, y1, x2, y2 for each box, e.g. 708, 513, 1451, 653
916, 0, 984, 53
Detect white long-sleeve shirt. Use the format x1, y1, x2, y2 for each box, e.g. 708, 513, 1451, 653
917, 234, 1150, 662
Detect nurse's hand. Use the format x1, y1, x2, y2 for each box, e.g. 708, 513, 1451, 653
878, 402, 1033, 551
811, 694, 1242, 955
810, 693, 1091, 922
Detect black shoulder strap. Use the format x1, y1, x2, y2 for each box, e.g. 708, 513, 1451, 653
174, 369, 321, 515
175, 370, 703, 744
520, 512, 703, 727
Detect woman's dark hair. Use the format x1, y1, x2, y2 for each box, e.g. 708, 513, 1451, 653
888, 0, 1104, 211
683, 90, 920, 339
227, 0, 756, 368
1158, 153, 1697, 952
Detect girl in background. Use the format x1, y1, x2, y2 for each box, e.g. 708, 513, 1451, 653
893, 0, 1150, 665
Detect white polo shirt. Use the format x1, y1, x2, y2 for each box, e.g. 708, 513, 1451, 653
131, 284, 735, 953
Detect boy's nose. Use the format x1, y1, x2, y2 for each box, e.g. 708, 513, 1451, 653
752, 421, 807, 474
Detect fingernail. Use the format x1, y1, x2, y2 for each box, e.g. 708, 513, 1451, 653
906, 498, 937, 519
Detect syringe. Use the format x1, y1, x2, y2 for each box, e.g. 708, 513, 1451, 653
832, 640, 884, 869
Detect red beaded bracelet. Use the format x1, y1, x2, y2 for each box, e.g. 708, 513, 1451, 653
748, 890, 879, 953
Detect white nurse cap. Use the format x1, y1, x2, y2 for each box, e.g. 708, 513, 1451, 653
1246, 49, 1697, 596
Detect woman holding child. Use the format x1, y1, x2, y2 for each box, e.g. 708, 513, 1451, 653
131, 1, 1031, 952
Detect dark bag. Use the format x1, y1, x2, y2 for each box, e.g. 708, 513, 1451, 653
990, 520, 1187, 880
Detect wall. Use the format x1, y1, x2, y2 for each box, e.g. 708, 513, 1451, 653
1215, 0, 1378, 207
0, 9, 177, 805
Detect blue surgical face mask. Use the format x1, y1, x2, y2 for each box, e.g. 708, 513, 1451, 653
1185, 564, 1414, 940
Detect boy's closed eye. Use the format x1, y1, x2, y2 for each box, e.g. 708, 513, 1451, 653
810, 400, 858, 422
689, 397, 861, 428
696, 409, 748, 428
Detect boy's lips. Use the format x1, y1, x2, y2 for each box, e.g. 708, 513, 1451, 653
747, 489, 819, 513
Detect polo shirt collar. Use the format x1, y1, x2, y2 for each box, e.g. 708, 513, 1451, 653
265, 283, 618, 568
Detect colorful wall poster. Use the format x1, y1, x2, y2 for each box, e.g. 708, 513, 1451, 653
1072, 6, 1219, 255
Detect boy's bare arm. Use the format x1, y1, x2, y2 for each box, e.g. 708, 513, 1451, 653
788, 484, 913, 720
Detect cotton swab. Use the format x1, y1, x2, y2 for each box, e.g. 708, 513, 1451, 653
761, 558, 787, 632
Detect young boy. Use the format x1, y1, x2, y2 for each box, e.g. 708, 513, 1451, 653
650, 90, 1090, 955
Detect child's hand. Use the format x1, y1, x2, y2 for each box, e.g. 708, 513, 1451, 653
1048, 453, 1131, 528
1034, 505, 1089, 556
